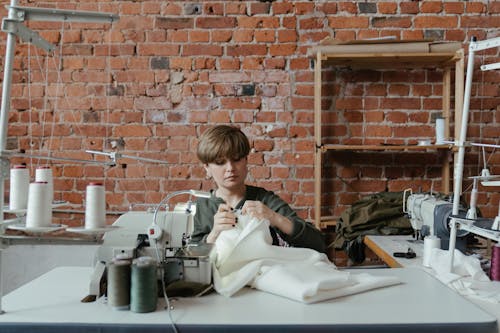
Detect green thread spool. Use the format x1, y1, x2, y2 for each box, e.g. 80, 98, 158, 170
107, 258, 131, 310
130, 256, 158, 313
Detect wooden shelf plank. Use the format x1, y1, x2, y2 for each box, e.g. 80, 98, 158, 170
319, 216, 337, 230
320, 52, 461, 68
321, 144, 454, 151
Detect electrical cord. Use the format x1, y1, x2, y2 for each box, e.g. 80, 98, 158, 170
152, 237, 179, 333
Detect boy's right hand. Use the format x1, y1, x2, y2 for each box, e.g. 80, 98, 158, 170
206, 203, 237, 243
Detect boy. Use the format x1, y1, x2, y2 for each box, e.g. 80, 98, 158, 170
191, 125, 325, 253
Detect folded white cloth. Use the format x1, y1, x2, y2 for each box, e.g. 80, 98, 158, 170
429, 248, 500, 303
213, 214, 400, 303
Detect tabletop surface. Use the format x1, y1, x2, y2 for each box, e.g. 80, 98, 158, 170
364, 234, 500, 330
364, 234, 425, 267
0, 266, 497, 333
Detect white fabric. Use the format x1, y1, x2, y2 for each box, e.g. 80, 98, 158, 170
213, 214, 400, 303
428, 248, 500, 303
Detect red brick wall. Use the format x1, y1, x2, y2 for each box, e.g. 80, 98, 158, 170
1, 1, 499, 226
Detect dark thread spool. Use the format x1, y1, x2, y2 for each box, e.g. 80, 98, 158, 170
107, 258, 131, 310
490, 243, 500, 281
130, 256, 158, 313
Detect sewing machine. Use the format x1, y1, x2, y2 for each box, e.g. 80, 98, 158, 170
403, 190, 468, 250
88, 210, 213, 299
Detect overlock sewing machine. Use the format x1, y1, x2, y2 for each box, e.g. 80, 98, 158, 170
87, 204, 214, 300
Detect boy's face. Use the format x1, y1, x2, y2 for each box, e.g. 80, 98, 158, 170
205, 156, 248, 191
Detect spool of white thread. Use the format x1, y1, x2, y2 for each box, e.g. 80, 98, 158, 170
35, 166, 53, 205
435, 117, 445, 145
85, 182, 106, 229
9, 165, 30, 210
423, 236, 441, 267
26, 181, 52, 228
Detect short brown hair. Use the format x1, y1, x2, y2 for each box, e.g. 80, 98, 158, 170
197, 125, 251, 164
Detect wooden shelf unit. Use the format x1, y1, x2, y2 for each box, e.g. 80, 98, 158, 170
311, 44, 465, 229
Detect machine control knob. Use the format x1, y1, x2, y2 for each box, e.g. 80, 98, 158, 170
147, 224, 163, 240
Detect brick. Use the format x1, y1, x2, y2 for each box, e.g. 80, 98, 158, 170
237, 17, 279, 29
299, 17, 325, 30
189, 30, 210, 42
114, 125, 151, 137
378, 2, 397, 14
121, 2, 141, 15
277, 30, 297, 43
359, 3, 377, 14
365, 125, 392, 137
295, 2, 315, 14
212, 30, 232, 42
282, 16, 297, 29
444, 2, 465, 14
372, 17, 412, 28
250, 166, 271, 179
400, 2, 419, 14
221, 97, 261, 109
241, 57, 264, 70
168, 57, 192, 70
461, 16, 498, 28
183, 44, 223, 56
328, 17, 369, 28
491, 1, 500, 13
466, 2, 487, 13
421, 1, 443, 13
168, 30, 188, 42
227, 44, 267, 56
203, 3, 223, 15
143, 2, 161, 14
338, 2, 358, 14
233, 29, 254, 43
415, 16, 458, 28
250, 2, 271, 15
233, 110, 255, 123
272, 2, 294, 14
269, 44, 296, 56
210, 72, 251, 83
272, 166, 290, 179
209, 110, 231, 123
264, 58, 286, 70
255, 30, 275, 43
226, 3, 247, 15
197, 17, 236, 29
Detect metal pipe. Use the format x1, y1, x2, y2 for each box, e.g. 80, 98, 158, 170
447, 37, 477, 272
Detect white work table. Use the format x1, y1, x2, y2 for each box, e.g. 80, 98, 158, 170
365, 234, 500, 332
0, 266, 497, 333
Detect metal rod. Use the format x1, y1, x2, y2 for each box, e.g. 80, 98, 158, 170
3, 151, 116, 166
8, 5, 119, 24
470, 142, 500, 149
86, 150, 169, 165
0, 0, 19, 314
448, 37, 478, 272
481, 62, 500, 71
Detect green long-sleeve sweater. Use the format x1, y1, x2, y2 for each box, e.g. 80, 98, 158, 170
191, 185, 326, 253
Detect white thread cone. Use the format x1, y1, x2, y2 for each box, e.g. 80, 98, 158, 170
9, 165, 30, 210
26, 181, 52, 228
35, 166, 53, 204
85, 182, 106, 229
423, 236, 441, 267
435, 117, 445, 144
